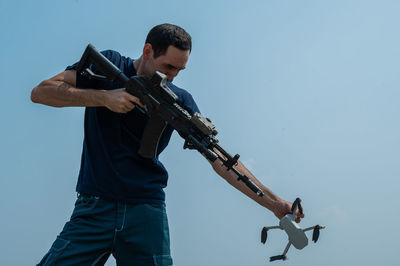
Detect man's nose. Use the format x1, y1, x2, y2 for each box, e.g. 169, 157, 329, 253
167, 70, 179, 82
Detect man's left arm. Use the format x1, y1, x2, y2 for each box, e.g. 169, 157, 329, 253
209, 150, 304, 222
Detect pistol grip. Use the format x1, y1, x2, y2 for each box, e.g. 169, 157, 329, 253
138, 113, 168, 158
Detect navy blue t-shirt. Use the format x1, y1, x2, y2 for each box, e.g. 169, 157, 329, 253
66, 50, 200, 204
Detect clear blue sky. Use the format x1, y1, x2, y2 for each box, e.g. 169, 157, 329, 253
1, 0, 399, 265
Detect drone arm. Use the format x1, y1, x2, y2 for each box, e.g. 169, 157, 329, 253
302, 225, 325, 232
263, 226, 281, 230
303, 226, 317, 232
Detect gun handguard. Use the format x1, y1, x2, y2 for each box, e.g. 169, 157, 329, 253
76, 44, 265, 197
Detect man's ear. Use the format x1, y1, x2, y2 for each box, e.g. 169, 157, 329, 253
142, 43, 153, 60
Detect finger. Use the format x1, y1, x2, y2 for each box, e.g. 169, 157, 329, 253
124, 102, 136, 112
132, 98, 146, 108
295, 217, 301, 223
124, 92, 146, 108
124, 101, 135, 111
115, 103, 130, 114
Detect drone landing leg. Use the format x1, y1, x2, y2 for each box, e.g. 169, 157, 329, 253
269, 242, 291, 262
282, 242, 291, 256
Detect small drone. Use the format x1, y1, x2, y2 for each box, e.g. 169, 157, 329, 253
261, 198, 325, 262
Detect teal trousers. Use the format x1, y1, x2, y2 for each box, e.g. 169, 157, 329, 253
37, 194, 172, 266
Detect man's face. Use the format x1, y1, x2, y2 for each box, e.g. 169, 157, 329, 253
145, 45, 190, 82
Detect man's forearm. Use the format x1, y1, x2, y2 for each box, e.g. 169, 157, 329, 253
31, 78, 107, 108
32, 70, 144, 113
213, 160, 279, 209
210, 155, 293, 219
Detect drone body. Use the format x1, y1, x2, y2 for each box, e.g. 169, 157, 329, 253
261, 198, 325, 262
279, 213, 308, 249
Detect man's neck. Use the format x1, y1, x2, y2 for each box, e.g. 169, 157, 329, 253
133, 56, 144, 76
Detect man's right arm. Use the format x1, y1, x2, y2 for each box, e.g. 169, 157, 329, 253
31, 70, 144, 113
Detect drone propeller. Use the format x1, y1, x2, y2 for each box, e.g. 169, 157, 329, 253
269, 255, 287, 262
261, 227, 268, 244
312, 225, 322, 243
291, 198, 303, 216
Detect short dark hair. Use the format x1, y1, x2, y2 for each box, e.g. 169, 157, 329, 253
145, 23, 192, 58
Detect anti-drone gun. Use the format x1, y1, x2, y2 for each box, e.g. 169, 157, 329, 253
75, 44, 264, 197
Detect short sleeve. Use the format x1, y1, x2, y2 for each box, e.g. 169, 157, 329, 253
65, 50, 128, 90
183, 92, 201, 115
166, 82, 201, 115
65, 62, 97, 89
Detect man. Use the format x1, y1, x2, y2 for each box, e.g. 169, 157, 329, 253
31, 23, 303, 265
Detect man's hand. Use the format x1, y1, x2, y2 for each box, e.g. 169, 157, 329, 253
31, 70, 146, 113
104, 88, 146, 113
273, 199, 305, 223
